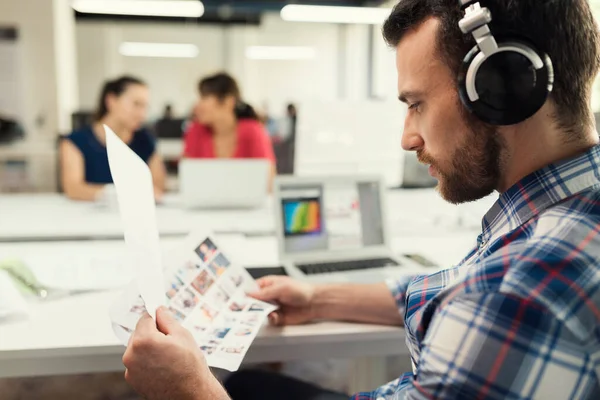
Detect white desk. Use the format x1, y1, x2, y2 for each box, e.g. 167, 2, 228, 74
0, 290, 405, 380
0, 194, 275, 242
0, 141, 57, 193
0, 232, 478, 379
157, 138, 183, 161
0, 236, 414, 397
0, 189, 494, 242
0, 191, 489, 391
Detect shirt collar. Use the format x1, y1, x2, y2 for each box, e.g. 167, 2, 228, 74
481, 144, 600, 243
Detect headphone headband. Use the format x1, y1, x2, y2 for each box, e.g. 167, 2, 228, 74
459, 2, 497, 57
459, 0, 480, 10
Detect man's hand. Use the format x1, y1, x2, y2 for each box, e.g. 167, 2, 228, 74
123, 307, 229, 400
250, 277, 405, 327
248, 276, 316, 326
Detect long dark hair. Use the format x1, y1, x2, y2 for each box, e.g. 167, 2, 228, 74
95, 75, 146, 121
198, 72, 258, 121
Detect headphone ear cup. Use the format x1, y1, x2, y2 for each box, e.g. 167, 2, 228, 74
458, 40, 553, 125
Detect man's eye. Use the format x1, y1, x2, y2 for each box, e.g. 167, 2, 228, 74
408, 102, 421, 110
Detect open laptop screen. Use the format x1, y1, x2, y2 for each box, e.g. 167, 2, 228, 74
279, 180, 384, 253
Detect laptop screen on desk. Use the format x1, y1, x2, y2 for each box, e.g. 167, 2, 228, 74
279, 180, 385, 254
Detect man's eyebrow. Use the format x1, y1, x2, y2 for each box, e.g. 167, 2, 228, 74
398, 91, 423, 104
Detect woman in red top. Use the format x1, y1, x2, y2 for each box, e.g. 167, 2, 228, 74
183, 72, 276, 186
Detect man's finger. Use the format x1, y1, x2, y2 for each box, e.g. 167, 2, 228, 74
134, 312, 158, 337
255, 276, 278, 289
248, 284, 283, 302
268, 311, 282, 326
156, 306, 183, 335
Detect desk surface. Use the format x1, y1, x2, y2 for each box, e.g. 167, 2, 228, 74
0, 237, 423, 379
0, 231, 481, 379
0, 189, 495, 242
0, 194, 275, 241
0, 289, 406, 379
0, 190, 492, 379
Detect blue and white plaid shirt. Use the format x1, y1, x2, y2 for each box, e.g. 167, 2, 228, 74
352, 145, 600, 399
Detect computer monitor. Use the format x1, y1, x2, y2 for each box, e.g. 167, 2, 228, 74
275, 176, 388, 256
179, 159, 269, 209
154, 119, 185, 138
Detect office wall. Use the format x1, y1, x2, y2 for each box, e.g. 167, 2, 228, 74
76, 22, 225, 119
75, 13, 397, 120
74, 13, 406, 185
0, 0, 59, 141
295, 100, 407, 186
0, 0, 79, 138
53, 0, 79, 133
0, 0, 78, 192
229, 15, 340, 112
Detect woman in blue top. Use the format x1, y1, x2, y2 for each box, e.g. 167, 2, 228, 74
61, 76, 166, 201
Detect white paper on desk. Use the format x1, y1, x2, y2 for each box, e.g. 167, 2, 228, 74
25, 254, 131, 291
0, 271, 28, 320
109, 232, 277, 371
105, 125, 164, 319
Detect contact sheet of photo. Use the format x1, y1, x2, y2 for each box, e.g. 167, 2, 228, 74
110, 234, 277, 372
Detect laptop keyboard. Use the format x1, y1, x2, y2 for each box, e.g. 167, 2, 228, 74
297, 258, 400, 275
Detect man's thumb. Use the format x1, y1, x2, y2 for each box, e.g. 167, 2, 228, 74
156, 306, 182, 335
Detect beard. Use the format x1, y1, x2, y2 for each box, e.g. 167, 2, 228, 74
418, 107, 505, 204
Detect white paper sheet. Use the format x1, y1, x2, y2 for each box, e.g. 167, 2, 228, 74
0, 270, 28, 320
25, 254, 131, 291
105, 125, 165, 319
110, 232, 277, 371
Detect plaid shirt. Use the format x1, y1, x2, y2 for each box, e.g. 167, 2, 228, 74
352, 145, 600, 400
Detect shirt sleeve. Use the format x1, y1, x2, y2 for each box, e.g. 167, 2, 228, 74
385, 275, 420, 317
351, 292, 584, 400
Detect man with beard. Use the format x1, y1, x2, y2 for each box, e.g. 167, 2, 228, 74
120, 1, 600, 399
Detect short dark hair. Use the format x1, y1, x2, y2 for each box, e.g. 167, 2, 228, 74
95, 75, 145, 121
198, 72, 258, 121
383, 0, 600, 135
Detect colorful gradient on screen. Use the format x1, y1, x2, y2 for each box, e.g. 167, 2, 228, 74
283, 200, 321, 235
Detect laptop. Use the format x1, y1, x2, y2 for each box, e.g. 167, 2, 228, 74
273, 175, 409, 283
179, 159, 269, 209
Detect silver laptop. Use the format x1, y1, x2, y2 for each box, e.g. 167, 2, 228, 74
273, 175, 408, 283
179, 159, 269, 209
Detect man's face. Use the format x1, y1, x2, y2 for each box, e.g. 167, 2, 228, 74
396, 18, 504, 204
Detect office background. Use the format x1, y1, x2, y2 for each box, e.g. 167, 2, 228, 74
0, 0, 418, 194
2, 1, 592, 398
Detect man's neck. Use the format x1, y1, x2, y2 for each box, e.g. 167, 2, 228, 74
497, 105, 599, 193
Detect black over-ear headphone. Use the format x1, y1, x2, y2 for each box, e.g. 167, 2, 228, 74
457, 0, 554, 125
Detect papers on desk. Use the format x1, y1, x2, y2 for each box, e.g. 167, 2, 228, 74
105, 126, 276, 371
24, 254, 131, 291
0, 270, 28, 320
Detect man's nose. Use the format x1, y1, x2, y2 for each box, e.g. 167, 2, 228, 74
401, 115, 424, 151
